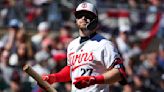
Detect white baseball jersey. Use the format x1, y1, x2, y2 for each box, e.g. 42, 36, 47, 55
67, 33, 120, 92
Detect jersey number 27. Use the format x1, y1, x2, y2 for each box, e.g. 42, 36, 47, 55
81, 68, 93, 76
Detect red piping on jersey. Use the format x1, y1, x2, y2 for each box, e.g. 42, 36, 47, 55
118, 68, 126, 78
108, 58, 127, 78
112, 58, 127, 85
72, 63, 88, 71
114, 58, 127, 77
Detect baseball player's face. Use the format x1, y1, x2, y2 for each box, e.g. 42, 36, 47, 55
76, 12, 95, 30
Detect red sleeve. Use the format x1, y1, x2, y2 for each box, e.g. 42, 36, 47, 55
48, 66, 71, 84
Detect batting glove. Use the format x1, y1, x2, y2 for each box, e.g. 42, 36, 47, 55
42, 75, 49, 81
73, 75, 104, 89
41, 74, 56, 84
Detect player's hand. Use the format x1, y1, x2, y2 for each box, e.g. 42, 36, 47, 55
73, 75, 104, 89
73, 76, 96, 89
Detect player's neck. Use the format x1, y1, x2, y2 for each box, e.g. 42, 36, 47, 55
79, 29, 96, 37
79, 32, 97, 43
79, 29, 88, 37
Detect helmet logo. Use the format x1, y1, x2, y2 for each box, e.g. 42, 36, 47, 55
81, 3, 87, 8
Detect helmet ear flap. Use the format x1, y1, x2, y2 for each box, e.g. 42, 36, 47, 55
86, 17, 98, 30
87, 9, 98, 30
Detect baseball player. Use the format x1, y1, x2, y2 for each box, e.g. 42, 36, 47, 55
41, 2, 127, 92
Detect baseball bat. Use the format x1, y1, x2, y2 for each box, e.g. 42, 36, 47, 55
23, 64, 57, 92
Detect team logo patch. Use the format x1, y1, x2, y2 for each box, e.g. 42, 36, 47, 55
81, 3, 87, 8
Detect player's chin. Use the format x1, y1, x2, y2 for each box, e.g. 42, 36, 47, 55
79, 25, 87, 29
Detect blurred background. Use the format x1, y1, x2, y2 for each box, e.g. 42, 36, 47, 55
0, 0, 164, 92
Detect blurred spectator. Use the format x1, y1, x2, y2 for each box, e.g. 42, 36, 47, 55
59, 25, 73, 49
48, 33, 60, 50
116, 28, 131, 64
29, 50, 51, 91
137, 51, 164, 91
157, 14, 164, 39
41, 37, 53, 53
158, 74, 164, 92
47, 33, 67, 72
33, 0, 50, 6
128, 0, 137, 9
33, 50, 50, 76
30, 50, 50, 85
16, 30, 27, 44
59, 0, 73, 22
24, 0, 38, 28
0, 49, 13, 84
2, 0, 24, 26
123, 84, 133, 92
9, 43, 29, 68
52, 50, 66, 64
157, 43, 164, 70
0, 69, 8, 91
36, 33, 66, 72
0, 19, 22, 53
3, 70, 21, 92
31, 21, 50, 53
64, 82, 72, 92
133, 75, 150, 91
48, 1, 62, 30
32, 0, 51, 24
60, 0, 74, 9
